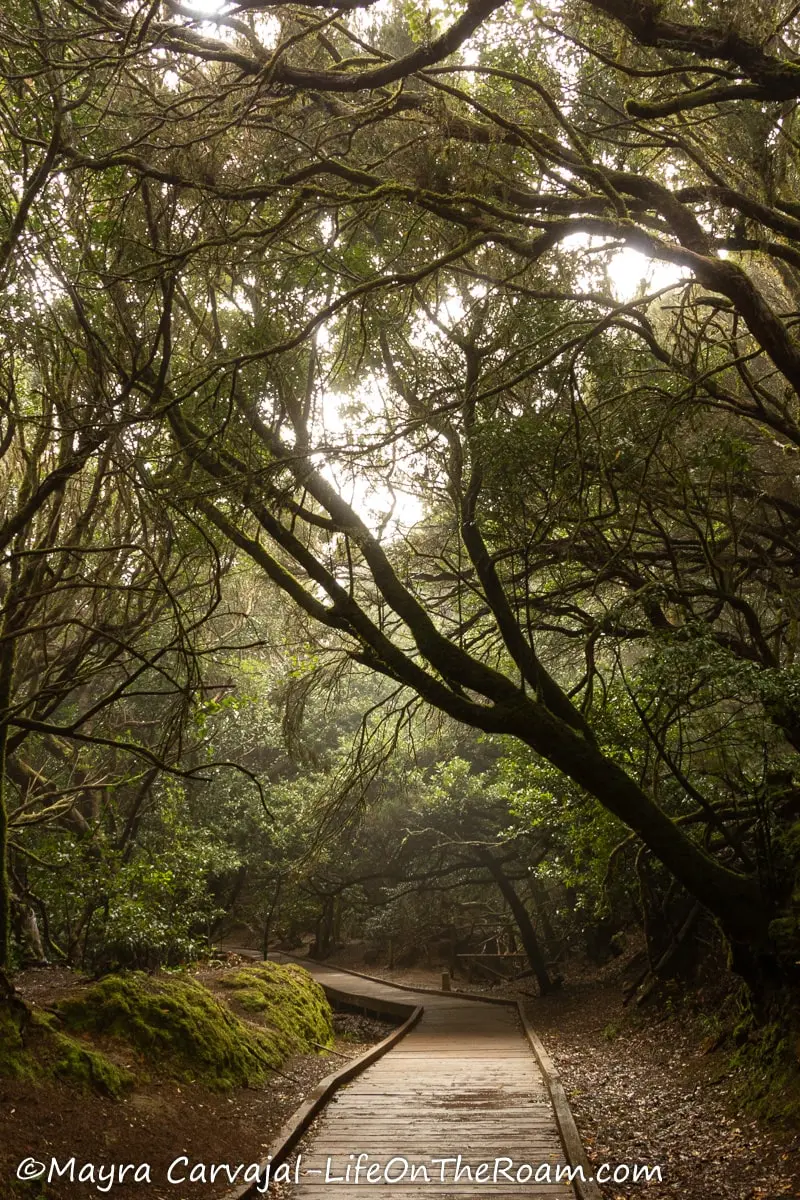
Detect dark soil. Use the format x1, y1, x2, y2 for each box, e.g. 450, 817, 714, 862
0, 961, 395, 1200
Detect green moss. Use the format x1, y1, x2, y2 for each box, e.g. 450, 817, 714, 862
218, 962, 333, 1052
0, 1005, 34, 1080
0, 1004, 131, 1096
1, 963, 333, 1099
730, 1019, 800, 1129
53, 963, 332, 1091
51, 1032, 134, 1098
55, 975, 277, 1089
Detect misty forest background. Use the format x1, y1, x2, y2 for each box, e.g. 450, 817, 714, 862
2, 0, 800, 1109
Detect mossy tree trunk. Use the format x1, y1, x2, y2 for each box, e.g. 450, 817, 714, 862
0, 627, 14, 973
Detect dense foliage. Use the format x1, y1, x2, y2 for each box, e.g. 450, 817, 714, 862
2, 0, 800, 1002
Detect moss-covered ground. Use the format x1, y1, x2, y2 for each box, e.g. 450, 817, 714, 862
216, 960, 334, 1050
0, 1005, 133, 1096
0, 961, 333, 1097
727, 1008, 800, 1129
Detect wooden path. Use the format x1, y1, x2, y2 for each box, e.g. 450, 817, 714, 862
277, 960, 579, 1199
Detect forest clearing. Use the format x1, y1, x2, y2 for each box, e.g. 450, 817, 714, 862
1, 0, 800, 1195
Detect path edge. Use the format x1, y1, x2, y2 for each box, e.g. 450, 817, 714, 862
517, 1000, 603, 1200
222, 995, 423, 1200
271, 950, 514, 1006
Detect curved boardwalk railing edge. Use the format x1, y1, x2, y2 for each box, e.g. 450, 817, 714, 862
517, 1001, 602, 1200
222, 988, 423, 1200
271, 950, 516, 1006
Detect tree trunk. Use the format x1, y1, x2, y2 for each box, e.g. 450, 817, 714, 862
20, 906, 46, 963
262, 877, 281, 960
528, 877, 560, 960
0, 632, 14, 972
476, 849, 555, 995
503, 703, 770, 954
310, 895, 334, 959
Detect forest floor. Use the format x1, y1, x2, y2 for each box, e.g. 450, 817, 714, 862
320, 950, 800, 1200
531, 978, 799, 1200
0, 958, 395, 1200
4, 953, 798, 1200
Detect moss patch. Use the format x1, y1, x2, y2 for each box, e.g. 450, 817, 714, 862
0, 963, 332, 1098
730, 1018, 800, 1129
53, 963, 333, 1092
0, 1004, 34, 1080
218, 961, 333, 1052
0, 1003, 132, 1096
50, 1030, 134, 1098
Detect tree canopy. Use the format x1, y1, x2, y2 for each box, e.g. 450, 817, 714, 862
2, 0, 800, 989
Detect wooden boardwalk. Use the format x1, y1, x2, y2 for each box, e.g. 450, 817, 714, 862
279, 961, 577, 1199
